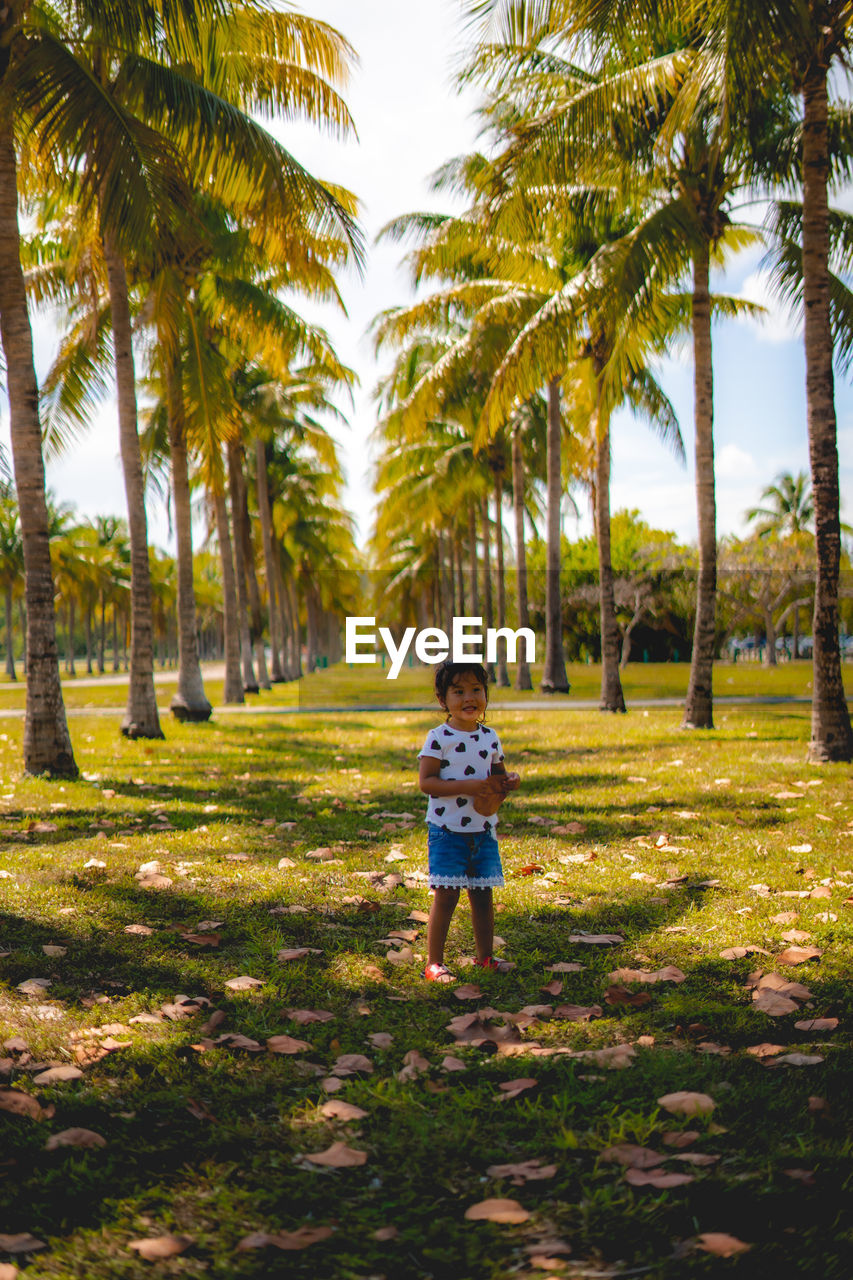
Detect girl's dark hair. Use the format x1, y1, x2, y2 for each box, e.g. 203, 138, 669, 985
434, 659, 490, 709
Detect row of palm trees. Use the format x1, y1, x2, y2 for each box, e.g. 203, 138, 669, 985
370, 0, 853, 762
0, 0, 362, 774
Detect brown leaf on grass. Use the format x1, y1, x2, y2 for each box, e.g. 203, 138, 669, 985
497, 1077, 537, 1100
783, 1168, 816, 1184
486, 1158, 557, 1184
567, 933, 623, 945
442, 1055, 467, 1072
362, 963, 386, 983
333, 1054, 373, 1076
397, 1049, 430, 1081
780, 930, 812, 944
320, 1100, 368, 1122
321, 1077, 343, 1093
386, 946, 415, 966
128, 1235, 193, 1260
770, 1053, 825, 1067
519, 864, 544, 876
267, 1035, 311, 1055
3, 1038, 28, 1053
368, 1032, 393, 1049
237, 1227, 333, 1251
604, 985, 652, 1008
464, 1198, 530, 1224
124, 924, 153, 936
719, 946, 770, 959
454, 984, 483, 1001
657, 1091, 716, 1117
555, 821, 587, 834
777, 946, 823, 965
625, 1168, 694, 1188
600, 1144, 666, 1168
181, 933, 221, 947
794, 1017, 838, 1031
552, 1004, 603, 1022
695, 1233, 751, 1258
137, 874, 173, 890
745, 1043, 786, 1059
809, 885, 832, 899
408, 909, 430, 923
662, 1130, 700, 1149
540, 980, 563, 996
752, 990, 800, 1016
305, 1141, 367, 1168
224, 976, 264, 991
277, 948, 321, 962
372, 1225, 398, 1241
45, 1128, 106, 1150
32, 1066, 83, 1085
285, 1009, 334, 1025
750, 972, 813, 999
0, 1090, 53, 1121
214, 1034, 263, 1052
584, 1045, 636, 1070
672, 1152, 720, 1166
0, 1235, 47, 1254
545, 962, 585, 973
609, 966, 686, 984
771, 912, 799, 925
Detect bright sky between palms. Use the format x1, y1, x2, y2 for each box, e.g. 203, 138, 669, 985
11, 0, 853, 551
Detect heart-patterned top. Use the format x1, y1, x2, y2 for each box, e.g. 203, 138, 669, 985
418, 723, 504, 831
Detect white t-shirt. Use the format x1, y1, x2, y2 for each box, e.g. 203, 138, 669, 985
418, 722, 505, 832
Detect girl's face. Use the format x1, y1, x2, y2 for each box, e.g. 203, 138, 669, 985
440, 672, 487, 731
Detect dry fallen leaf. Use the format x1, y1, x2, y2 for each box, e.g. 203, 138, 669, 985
237, 1226, 333, 1251
0, 1235, 47, 1254
224, 975, 264, 991
45, 1127, 107, 1150
0, 1090, 53, 1121
657, 1091, 716, 1117
372, 1225, 398, 1241
285, 1009, 334, 1024
752, 990, 800, 1016
497, 1077, 538, 1100
600, 1145, 666, 1169
486, 1158, 557, 1185
624, 1168, 694, 1188
267, 1035, 311, 1055
464, 1198, 530, 1224
545, 962, 585, 973
32, 1066, 83, 1085
304, 1141, 367, 1168
320, 1100, 368, 1122
128, 1235, 194, 1260
567, 933, 623, 945
277, 948, 321, 962
441, 1055, 467, 1072
771, 1053, 825, 1067
552, 1004, 602, 1022
453, 984, 483, 1001
368, 1032, 394, 1049
609, 966, 686, 984
777, 946, 823, 965
794, 1017, 838, 1032
719, 946, 770, 960
124, 924, 153, 936
662, 1130, 700, 1149
397, 1049, 430, 1082
604, 985, 652, 1008
695, 1233, 751, 1258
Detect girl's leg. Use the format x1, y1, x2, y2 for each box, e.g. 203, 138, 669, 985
428, 887, 461, 966
468, 887, 494, 961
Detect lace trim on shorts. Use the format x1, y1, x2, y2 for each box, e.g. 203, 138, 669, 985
429, 874, 505, 889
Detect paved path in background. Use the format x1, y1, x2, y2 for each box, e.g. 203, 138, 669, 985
0, 694, 818, 719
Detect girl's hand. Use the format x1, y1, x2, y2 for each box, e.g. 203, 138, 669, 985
473, 774, 512, 816
503, 772, 520, 791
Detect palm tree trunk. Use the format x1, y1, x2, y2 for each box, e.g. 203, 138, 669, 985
98, 595, 106, 674
542, 378, 569, 692
801, 71, 853, 761
212, 484, 244, 704
284, 570, 303, 679
494, 472, 510, 687
67, 597, 76, 676
0, 127, 76, 776
102, 233, 163, 740
165, 352, 211, 722
683, 244, 717, 730
468, 500, 480, 619
236, 446, 270, 688
226, 440, 258, 692
85, 602, 93, 674
511, 422, 533, 690
595, 397, 625, 713
5, 585, 16, 680
480, 493, 495, 683
255, 438, 284, 681
18, 598, 26, 675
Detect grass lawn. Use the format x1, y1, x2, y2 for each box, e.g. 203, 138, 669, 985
0, 697, 851, 1278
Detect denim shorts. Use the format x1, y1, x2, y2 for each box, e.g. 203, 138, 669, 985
427, 822, 504, 890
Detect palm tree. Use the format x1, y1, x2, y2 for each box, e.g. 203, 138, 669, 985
691, 0, 853, 758
747, 471, 815, 539
0, 486, 23, 680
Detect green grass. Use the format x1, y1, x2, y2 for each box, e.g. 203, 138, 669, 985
0, 696, 851, 1278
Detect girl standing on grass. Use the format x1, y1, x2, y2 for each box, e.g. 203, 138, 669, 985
418, 659, 520, 983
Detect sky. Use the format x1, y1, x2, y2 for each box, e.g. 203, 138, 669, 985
6, 0, 853, 554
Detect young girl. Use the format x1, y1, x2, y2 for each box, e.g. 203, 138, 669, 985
418, 659, 520, 982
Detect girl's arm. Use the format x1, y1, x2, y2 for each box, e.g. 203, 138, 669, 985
419, 756, 491, 798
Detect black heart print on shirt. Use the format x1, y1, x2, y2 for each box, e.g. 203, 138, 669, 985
455, 743, 466, 753
434, 806, 445, 817
464, 766, 476, 776
460, 816, 472, 826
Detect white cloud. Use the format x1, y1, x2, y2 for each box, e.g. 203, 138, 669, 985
716, 443, 758, 480
735, 271, 802, 344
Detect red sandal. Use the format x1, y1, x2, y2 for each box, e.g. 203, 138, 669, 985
424, 962, 456, 983
473, 956, 515, 972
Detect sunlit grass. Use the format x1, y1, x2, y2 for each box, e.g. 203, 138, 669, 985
0, 699, 850, 1277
